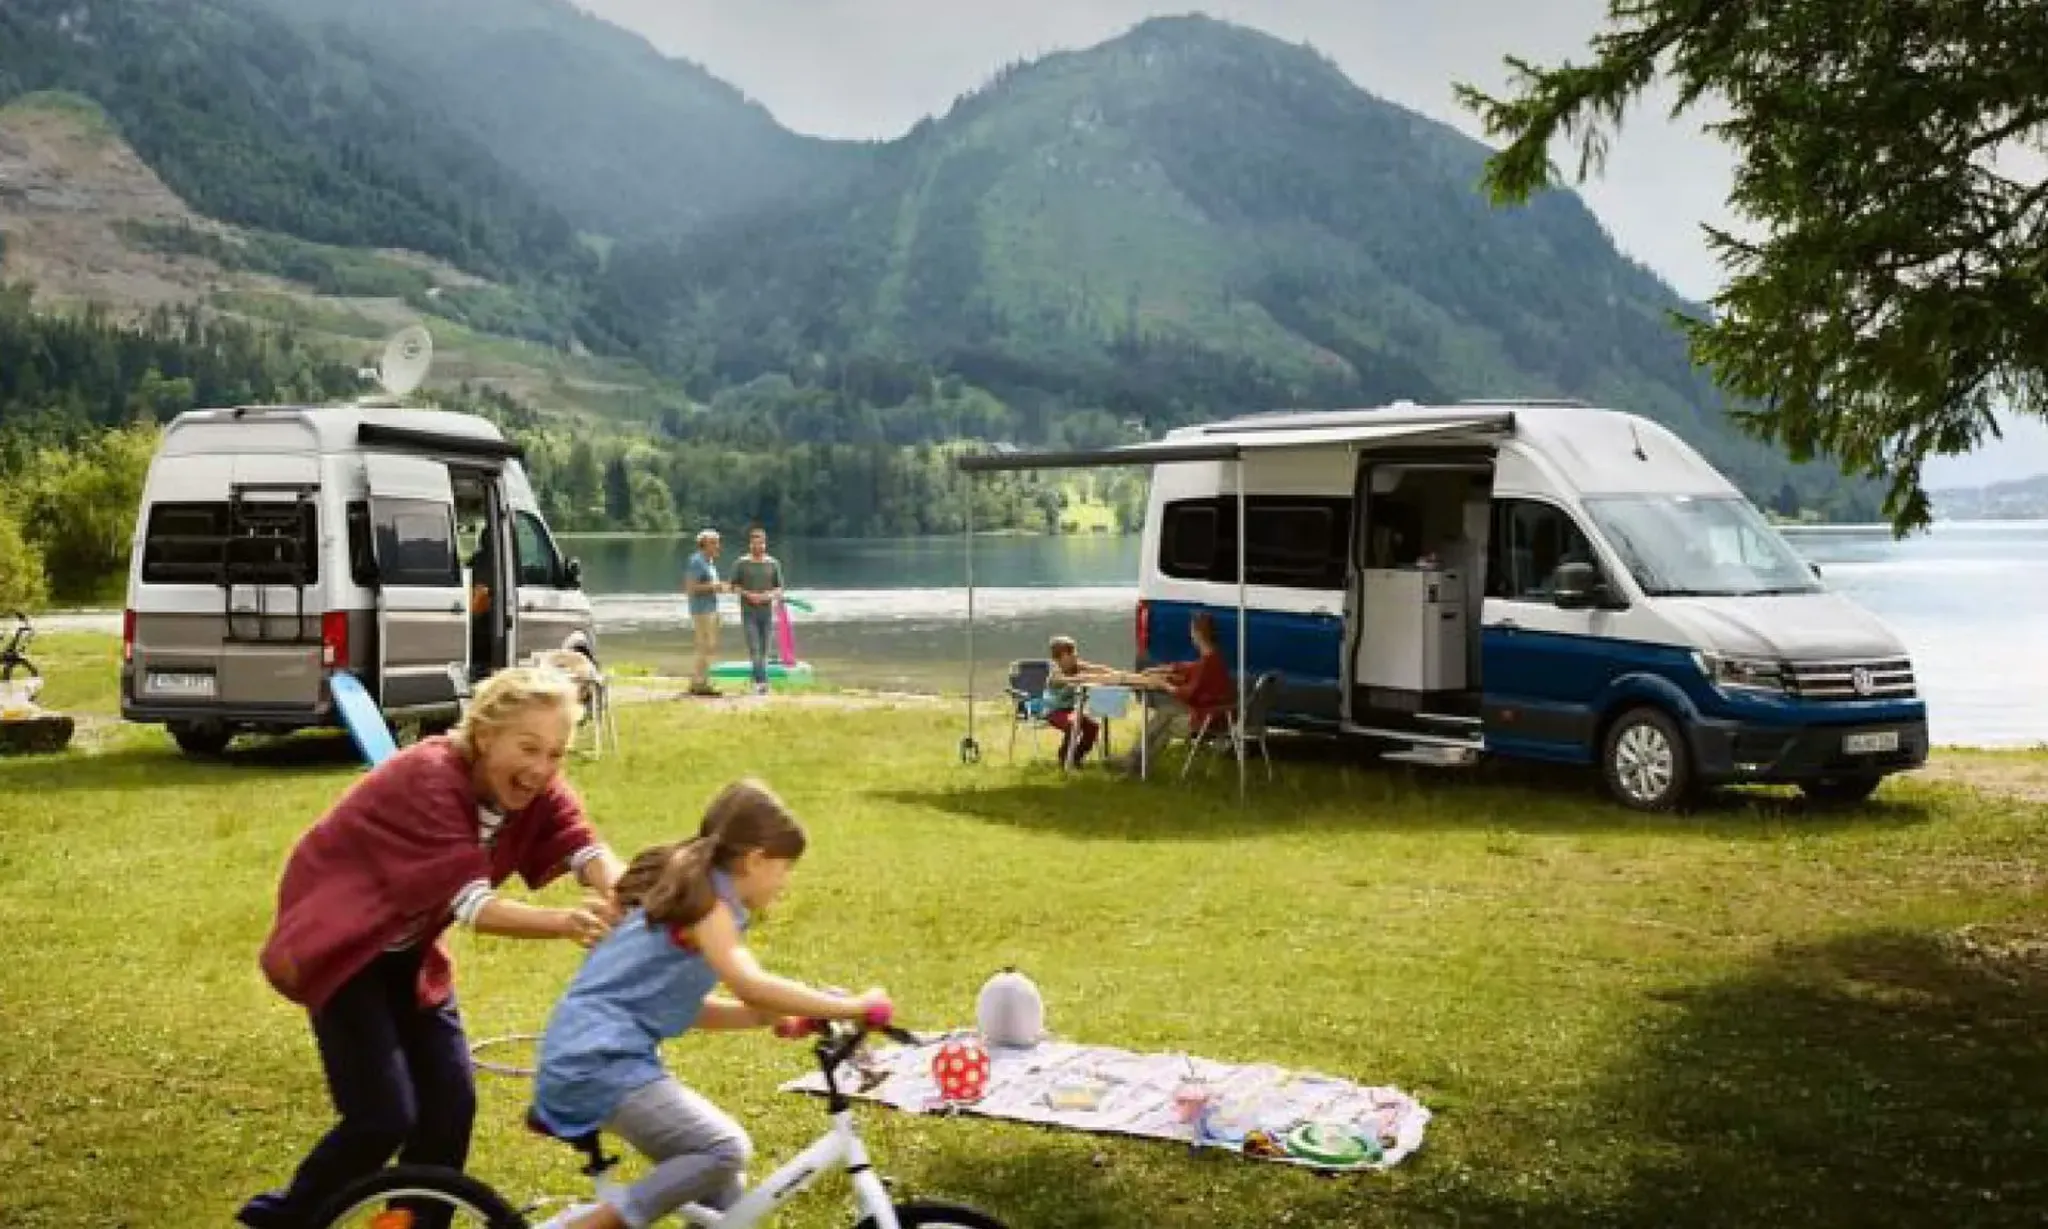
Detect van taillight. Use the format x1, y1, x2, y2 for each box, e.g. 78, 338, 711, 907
321, 611, 349, 668
1135, 599, 1150, 658
121, 608, 135, 663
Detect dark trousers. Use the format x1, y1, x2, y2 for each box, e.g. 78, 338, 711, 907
1047, 707, 1100, 764
741, 603, 775, 685
238, 949, 477, 1229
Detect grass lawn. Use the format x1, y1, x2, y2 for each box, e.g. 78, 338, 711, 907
2, 634, 2045, 1227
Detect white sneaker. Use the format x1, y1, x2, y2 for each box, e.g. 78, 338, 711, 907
532, 1203, 603, 1228
753, 682, 769, 696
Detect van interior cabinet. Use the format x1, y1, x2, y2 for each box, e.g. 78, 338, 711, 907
1358, 567, 1467, 693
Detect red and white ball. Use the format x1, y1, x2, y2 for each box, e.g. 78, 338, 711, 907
931, 1037, 992, 1103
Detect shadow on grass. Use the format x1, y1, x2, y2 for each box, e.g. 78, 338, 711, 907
1551, 927, 2048, 1227
880, 735, 1935, 842
0, 727, 365, 793
902, 928, 2048, 1228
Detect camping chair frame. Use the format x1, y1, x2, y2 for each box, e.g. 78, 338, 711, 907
1180, 670, 1282, 783
1004, 658, 1055, 762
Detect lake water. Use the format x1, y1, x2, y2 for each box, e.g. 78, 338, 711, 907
575, 522, 2048, 748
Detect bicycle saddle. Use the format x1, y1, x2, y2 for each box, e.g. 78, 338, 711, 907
523, 1107, 618, 1176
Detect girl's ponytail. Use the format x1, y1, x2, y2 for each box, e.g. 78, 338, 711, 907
641, 837, 721, 926
617, 778, 809, 929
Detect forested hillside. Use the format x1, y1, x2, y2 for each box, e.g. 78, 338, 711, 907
591, 16, 1875, 517
0, 289, 1070, 603
0, 3, 1887, 537
0, 0, 592, 286
248, 0, 861, 239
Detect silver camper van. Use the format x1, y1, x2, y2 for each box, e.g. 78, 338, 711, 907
120, 404, 597, 755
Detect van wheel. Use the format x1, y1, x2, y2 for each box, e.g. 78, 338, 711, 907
1800, 775, 1883, 807
170, 722, 233, 757
1601, 706, 1695, 812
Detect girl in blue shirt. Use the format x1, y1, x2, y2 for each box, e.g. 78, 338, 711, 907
531, 779, 889, 1229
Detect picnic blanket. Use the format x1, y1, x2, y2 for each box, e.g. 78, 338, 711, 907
780, 1033, 1431, 1172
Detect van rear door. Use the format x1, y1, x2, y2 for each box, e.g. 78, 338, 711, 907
129, 454, 327, 716
364, 454, 467, 713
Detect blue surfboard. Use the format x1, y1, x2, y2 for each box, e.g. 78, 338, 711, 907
329, 670, 398, 767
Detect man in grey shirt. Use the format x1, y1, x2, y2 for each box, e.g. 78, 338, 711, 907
728, 525, 785, 696
682, 529, 726, 696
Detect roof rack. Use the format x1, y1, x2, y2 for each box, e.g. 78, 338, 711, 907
1456, 397, 1591, 408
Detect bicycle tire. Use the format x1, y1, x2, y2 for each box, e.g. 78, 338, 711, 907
856, 1200, 1013, 1229
308, 1164, 528, 1228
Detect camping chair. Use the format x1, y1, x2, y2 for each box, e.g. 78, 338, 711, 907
1180, 670, 1282, 783
529, 649, 620, 759
1004, 658, 1055, 762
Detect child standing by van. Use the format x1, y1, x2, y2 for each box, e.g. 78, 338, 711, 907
529, 779, 889, 1229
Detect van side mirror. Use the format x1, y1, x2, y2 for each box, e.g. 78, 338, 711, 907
563, 557, 583, 589
1809, 561, 1823, 579
1551, 561, 1603, 610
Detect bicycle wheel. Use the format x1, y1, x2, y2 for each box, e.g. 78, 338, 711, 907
309, 1164, 528, 1229
856, 1200, 1013, 1229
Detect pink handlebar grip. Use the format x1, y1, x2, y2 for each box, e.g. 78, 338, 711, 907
862, 998, 895, 1029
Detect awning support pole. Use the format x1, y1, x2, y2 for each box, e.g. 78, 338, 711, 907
960, 474, 981, 764
1236, 456, 1248, 805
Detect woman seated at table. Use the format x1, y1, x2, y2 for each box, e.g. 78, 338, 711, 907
1120, 610, 1236, 773
1045, 635, 1118, 765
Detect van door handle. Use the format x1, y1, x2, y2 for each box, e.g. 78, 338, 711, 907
447, 602, 463, 614
1498, 617, 1518, 630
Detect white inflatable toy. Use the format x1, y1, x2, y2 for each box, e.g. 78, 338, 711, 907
975, 967, 1047, 1049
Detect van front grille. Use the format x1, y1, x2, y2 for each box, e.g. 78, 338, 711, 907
1785, 657, 1917, 701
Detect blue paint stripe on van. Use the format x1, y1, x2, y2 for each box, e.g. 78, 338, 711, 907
1140, 600, 1926, 757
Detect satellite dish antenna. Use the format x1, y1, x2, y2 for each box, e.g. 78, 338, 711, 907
370, 325, 433, 400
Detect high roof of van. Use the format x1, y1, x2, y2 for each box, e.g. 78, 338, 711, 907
159, 404, 513, 457
1169, 400, 1738, 497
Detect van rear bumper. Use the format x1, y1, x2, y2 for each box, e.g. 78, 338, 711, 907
121, 700, 335, 729
1688, 716, 1930, 783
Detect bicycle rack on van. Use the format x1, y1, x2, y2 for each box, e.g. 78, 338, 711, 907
221, 483, 320, 646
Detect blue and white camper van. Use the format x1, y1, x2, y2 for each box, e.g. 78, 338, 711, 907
1118, 400, 1928, 810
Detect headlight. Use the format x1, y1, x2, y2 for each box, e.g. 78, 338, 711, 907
1693, 650, 1787, 693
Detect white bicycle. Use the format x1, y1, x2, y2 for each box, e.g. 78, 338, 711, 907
310, 1013, 1008, 1229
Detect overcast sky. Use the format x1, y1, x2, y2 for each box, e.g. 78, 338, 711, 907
582, 0, 2048, 485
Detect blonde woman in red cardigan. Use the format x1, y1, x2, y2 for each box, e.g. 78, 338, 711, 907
240, 667, 627, 1229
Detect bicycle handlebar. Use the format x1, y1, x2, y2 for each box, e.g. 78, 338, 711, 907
775, 1000, 920, 1079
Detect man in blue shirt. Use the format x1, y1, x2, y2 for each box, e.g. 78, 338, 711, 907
683, 529, 727, 696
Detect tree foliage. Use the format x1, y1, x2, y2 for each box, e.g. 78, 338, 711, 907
1456, 0, 2048, 533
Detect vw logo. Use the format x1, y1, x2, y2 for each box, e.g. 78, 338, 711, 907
1850, 666, 1875, 696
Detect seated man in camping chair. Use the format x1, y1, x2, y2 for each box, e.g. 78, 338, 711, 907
1115, 610, 1236, 776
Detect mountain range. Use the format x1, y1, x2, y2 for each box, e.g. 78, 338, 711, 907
0, 0, 1883, 521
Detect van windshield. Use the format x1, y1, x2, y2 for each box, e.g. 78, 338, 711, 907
1581, 495, 1822, 597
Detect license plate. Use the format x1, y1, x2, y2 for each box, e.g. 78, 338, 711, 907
148, 670, 216, 698
1843, 730, 1900, 755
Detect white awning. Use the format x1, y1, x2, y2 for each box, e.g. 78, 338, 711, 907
954, 413, 1512, 472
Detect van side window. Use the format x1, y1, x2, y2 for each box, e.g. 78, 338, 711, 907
1158, 496, 1351, 589
1159, 501, 1218, 579
512, 510, 561, 587
1488, 499, 1598, 600
371, 498, 460, 588
141, 501, 318, 584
